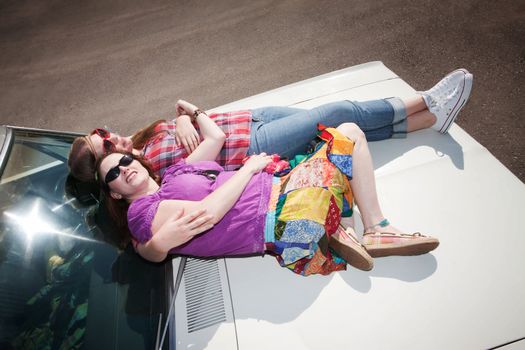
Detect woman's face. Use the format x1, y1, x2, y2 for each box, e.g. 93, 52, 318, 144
99, 153, 150, 199
89, 129, 133, 158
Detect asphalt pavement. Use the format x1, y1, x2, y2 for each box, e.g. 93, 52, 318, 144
0, 0, 523, 181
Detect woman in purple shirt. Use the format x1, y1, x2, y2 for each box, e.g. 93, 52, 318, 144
96, 95, 441, 275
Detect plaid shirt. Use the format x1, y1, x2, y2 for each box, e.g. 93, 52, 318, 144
142, 110, 252, 176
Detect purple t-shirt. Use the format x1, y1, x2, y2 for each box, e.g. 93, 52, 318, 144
127, 160, 272, 257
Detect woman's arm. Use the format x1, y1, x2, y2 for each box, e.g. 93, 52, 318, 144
155, 154, 270, 225
140, 154, 272, 261
175, 100, 226, 163
174, 115, 200, 153
136, 208, 214, 262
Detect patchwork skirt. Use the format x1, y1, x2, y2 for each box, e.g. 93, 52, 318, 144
264, 126, 354, 276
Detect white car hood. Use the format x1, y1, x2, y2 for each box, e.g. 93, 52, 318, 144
172, 62, 525, 350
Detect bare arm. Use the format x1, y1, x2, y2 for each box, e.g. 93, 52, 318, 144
154, 156, 267, 226
138, 154, 272, 261
136, 208, 214, 262
175, 99, 226, 163
174, 115, 200, 153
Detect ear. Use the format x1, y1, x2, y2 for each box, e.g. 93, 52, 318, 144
110, 191, 123, 200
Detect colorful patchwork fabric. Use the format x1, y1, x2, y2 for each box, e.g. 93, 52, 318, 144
325, 196, 342, 235
281, 220, 325, 244
283, 158, 329, 192
264, 126, 354, 276
278, 187, 332, 225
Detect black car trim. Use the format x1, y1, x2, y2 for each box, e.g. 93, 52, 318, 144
489, 337, 525, 349
0, 127, 14, 178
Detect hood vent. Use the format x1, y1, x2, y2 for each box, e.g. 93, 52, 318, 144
184, 258, 227, 333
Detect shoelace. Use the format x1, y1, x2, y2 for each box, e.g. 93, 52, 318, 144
427, 75, 463, 112
426, 94, 439, 110
428, 85, 460, 113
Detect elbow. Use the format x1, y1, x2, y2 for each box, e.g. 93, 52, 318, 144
215, 130, 226, 142
210, 132, 226, 149
145, 238, 169, 262
204, 130, 225, 145
147, 254, 166, 263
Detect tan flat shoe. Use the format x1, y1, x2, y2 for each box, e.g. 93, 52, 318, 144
329, 225, 373, 271
362, 231, 440, 258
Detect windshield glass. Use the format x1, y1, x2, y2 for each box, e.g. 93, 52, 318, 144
0, 129, 171, 350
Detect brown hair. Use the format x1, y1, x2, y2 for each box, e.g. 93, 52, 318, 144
96, 152, 161, 248
68, 120, 167, 183
68, 137, 97, 182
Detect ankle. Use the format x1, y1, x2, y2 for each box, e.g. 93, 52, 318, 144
364, 218, 389, 232
422, 113, 437, 129
406, 111, 437, 132
429, 114, 437, 126
403, 95, 427, 115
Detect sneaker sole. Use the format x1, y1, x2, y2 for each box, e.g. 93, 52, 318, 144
365, 239, 440, 258
440, 70, 473, 133
329, 236, 374, 271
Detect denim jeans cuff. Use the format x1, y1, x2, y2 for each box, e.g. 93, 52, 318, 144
385, 97, 407, 124
392, 119, 408, 138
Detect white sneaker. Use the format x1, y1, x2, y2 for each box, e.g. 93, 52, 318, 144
420, 69, 473, 133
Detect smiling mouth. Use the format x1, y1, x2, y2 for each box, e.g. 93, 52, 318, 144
126, 171, 137, 183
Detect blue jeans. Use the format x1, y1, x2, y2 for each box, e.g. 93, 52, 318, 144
247, 98, 407, 158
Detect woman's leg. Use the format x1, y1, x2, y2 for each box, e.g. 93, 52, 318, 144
407, 110, 436, 132
247, 98, 407, 157
248, 69, 473, 156
251, 106, 307, 123
334, 122, 440, 258
364, 97, 434, 137
403, 96, 427, 115
404, 96, 436, 131
335, 123, 404, 234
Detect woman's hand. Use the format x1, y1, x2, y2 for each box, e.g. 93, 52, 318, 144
175, 115, 201, 153
242, 153, 272, 174
175, 99, 199, 117
157, 208, 214, 248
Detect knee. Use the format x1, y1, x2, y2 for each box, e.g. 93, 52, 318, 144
336, 123, 365, 142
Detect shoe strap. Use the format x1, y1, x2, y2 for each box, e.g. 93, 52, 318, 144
363, 231, 425, 238
337, 224, 362, 246
364, 218, 390, 232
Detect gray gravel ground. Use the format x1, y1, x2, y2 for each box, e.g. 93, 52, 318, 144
1, 0, 524, 181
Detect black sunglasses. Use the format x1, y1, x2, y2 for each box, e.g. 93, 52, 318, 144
104, 154, 134, 184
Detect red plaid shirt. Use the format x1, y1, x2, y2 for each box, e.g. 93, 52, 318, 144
142, 110, 252, 176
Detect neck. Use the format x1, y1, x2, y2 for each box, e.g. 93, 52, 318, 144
126, 177, 160, 203
127, 135, 142, 156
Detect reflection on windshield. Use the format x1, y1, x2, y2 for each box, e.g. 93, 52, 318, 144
4, 200, 97, 262
1, 134, 70, 184
0, 130, 169, 350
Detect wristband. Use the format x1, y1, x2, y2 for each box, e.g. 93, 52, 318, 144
191, 109, 207, 122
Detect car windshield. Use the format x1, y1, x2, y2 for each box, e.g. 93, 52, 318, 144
0, 128, 171, 350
